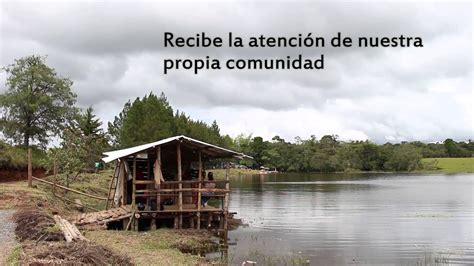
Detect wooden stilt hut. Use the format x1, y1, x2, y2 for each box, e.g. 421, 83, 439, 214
99, 135, 250, 230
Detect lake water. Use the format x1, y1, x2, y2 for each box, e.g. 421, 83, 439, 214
225, 173, 474, 265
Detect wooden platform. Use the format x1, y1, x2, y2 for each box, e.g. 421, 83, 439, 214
72, 206, 132, 225
72, 204, 224, 226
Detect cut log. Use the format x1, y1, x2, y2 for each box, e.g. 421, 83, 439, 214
53, 215, 87, 242
53, 215, 73, 242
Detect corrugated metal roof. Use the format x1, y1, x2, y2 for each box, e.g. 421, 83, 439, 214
102, 135, 251, 163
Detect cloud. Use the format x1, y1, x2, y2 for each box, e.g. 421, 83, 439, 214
0, 1, 472, 143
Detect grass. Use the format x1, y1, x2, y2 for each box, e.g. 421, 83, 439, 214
0, 180, 51, 209
6, 244, 22, 266
86, 229, 218, 265
65, 171, 113, 210
421, 157, 474, 173
45, 223, 61, 233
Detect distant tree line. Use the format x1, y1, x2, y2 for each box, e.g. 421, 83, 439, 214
0, 55, 472, 176
229, 135, 473, 172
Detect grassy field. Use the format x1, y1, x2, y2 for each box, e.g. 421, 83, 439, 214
421, 157, 474, 173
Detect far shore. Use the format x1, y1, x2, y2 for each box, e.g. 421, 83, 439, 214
211, 157, 473, 179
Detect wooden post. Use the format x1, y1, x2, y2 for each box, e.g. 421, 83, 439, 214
177, 142, 183, 228
174, 216, 179, 229
106, 160, 119, 209
114, 160, 122, 207
219, 214, 224, 229
197, 150, 202, 229
207, 213, 212, 228
190, 215, 195, 228
123, 161, 128, 206
150, 216, 157, 230
156, 147, 161, 210
154, 147, 161, 230
27, 148, 32, 187
146, 154, 150, 208
132, 155, 137, 208
53, 159, 58, 197
223, 163, 230, 230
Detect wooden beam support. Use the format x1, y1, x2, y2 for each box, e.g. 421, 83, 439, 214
224, 163, 230, 230
135, 188, 230, 193
146, 152, 151, 208
160, 180, 228, 185
138, 209, 226, 214
197, 150, 202, 229
156, 147, 161, 212
122, 161, 128, 206
132, 155, 137, 208
177, 141, 183, 228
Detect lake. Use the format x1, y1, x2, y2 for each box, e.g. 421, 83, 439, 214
223, 173, 474, 265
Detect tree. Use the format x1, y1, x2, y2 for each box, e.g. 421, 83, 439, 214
444, 138, 458, 157
46, 128, 87, 187
336, 143, 362, 170
44, 107, 108, 185
107, 100, 131, 148
443, 138, 470, 157
320, 135, 339, 150
0, 55, 77, 147
357, 142, 382, 171
113, 93, 175, 147
78, 106, 102, 136
248, 136, 269, 167
384, 144, 422, 171
75, 106, 109, 170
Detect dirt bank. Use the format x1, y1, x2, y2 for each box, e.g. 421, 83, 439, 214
0, 168, 46, 182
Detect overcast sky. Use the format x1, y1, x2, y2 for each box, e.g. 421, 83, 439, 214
0, 0, 472, 143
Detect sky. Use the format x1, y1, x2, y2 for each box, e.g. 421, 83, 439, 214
0, 0, 472, 143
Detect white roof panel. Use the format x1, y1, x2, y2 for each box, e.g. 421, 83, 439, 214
102, 135, 251, 163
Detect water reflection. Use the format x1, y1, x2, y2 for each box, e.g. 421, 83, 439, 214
225, 173, 474, 265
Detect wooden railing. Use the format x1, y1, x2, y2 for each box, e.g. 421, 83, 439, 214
31, 176, 106, 211
27, 148, 107, 212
